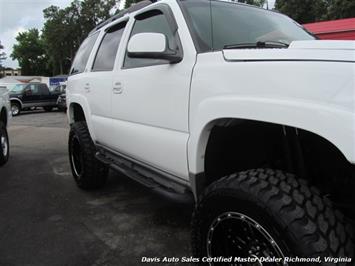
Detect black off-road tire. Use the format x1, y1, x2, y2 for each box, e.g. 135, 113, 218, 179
0, 121, 9, 166
69, 121, 108, 189
192, 169, 354, 265
43, 106, 53, 112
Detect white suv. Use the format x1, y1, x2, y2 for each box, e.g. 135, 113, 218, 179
0, 85, 10, 166
67, 0, 355, 262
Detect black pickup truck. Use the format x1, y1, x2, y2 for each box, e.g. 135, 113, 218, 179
10, 83, 61, 116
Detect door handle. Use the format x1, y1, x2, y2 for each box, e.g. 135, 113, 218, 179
84, 83, 90, 93
113, 82, 123, 94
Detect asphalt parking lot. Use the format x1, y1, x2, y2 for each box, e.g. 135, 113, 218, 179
0, 110, 192, 266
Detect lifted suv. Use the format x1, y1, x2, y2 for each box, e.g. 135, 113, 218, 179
67, 0, 355, 262
0, 85, 10, 166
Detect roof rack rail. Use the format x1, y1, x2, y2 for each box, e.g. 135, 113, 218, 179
89, 0, 155, 34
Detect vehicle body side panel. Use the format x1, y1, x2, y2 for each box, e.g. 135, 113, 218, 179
188, 52, 355, 174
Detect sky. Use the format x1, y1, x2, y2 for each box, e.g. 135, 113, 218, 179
0, 0, 73, 68
0, 0, 275, 69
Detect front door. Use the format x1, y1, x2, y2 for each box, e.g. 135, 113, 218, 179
110, 6, 196, 180
22, 84, 41, 107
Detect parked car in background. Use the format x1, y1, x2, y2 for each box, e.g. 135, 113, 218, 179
10, 82, 61, 116
0, 85, 10, 166
54, 84, 67, 112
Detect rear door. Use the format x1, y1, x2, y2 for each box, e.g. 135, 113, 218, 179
67, 32, 99, 135
86, 20, 128, 146
38, 84, 54, 105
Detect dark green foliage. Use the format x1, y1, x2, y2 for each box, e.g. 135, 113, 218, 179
42, 0, 117, 75
11, 29, 50, 76
275, 0, 328, 24
237, 0, 266, 7
327, 0, 355, 20
124, 0, 141, 9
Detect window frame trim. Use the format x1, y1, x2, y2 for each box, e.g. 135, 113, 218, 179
69, 31, 100, 76
91, 19, 129, 73
122, 3, 184, 70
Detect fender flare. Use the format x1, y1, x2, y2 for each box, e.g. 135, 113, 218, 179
68, 94, 97, 141
10, 98, 23, 108
188, 96, 355, 174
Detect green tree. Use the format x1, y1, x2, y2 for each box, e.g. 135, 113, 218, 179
42, 3, 79, 75
42, 0, 117, 75
275, 0, 328, 23
0, 41, 6, 70
79, 0, 116, 34
327, 0, 355, 20
237, 0, 266, 7
11, 29, 50, 76
124, 0, 142, 8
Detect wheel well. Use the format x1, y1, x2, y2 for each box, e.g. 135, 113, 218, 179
203, 119, 355, 217
69, 103, 86, 123
10, 99, 21, 108
0, 107, 7, 126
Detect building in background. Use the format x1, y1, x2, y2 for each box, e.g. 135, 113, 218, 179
304, 18, 355, 40
0, 68, 22, 77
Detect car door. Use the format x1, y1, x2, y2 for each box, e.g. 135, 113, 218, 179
22, 84, 41, 107
38, 84, 53, 106
67, 32, 100, 138
86, 20, 128, 147
109, 5, 196, 180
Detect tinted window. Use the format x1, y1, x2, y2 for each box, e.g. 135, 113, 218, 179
180, 0, 314, 51
93, 22, 127, 71
124, 11, 175, 68
39, 84, 49, 95
70, 32, 99, 75
29, 84, 39, 94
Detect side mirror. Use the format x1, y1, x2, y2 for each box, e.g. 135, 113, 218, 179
127, 33, 182, 64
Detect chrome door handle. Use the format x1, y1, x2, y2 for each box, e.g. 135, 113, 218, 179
113, 82, 123, 94
84, 83, 90, 93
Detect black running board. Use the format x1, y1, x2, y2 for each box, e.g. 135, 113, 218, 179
95, 145, 194, 204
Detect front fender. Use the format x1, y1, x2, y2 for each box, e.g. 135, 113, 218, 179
188, 96, 355, 174
10, 97, 23, 108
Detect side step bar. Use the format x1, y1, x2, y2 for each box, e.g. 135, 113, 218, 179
95, 146, 194, 204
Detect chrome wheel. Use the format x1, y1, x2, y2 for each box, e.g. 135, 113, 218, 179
207, 212, 286, 266
11, 105, 19, 116
70, 135, 83, 178
1, 134, 8, 157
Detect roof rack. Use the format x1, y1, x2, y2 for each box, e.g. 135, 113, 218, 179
90, 0, 155, 34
